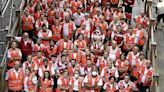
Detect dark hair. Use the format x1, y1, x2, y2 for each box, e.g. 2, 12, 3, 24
94, 1, 100, 7
61, 54, 66, 58
43, 71, 51, 80
109, 76, 116, 81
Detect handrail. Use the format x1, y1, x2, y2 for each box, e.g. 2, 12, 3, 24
0, 0, 27, 91
146, 0, 160, 92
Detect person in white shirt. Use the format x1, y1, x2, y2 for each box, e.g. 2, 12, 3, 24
84, 66, 103, 92
24, 68, 38, 92
73, 7, 85, 28
69, 70, 84, 92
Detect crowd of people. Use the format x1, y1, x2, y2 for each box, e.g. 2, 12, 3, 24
5, 0, 153, 92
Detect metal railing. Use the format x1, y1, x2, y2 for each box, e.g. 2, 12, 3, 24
0, 0, 27, 91
145, 0, 160, 92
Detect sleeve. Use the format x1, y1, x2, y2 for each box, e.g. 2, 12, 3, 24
96, 59, 100, 67
18, 49, 22, 57
7, 50, 11, 58
103, 83, 107, 90
134, 37, 138, 43
57, 78, 62, 85
115, 69, 119, 78
32, 76, 38, 84
48, 30, 52, 37
97, 78, 103, 86
73, 22, 76, 30
51, 66, 55, 75
124, 35, 127, 42
38, 32, 43, 39
15, 37, 22, 42
31, 16, 35, 23
80, 67, 85, 75
35, 21, 39, 28
116, 84, 119, 90
38, 67, 43, 77
51, 78, 54, 85
100, 68, 105, 77
83, 76, 88, 83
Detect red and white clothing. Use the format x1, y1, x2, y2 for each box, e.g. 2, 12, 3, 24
21, 15, 35, 31
134, 15, 150, 28
123, 34, 138, 51
69, 77, 84, 92
101, 66, 119, 80
93, 15, 103, 23
52, 25, 62, 42
106, 46, 122, 61
73, 12, 85, 26
7, 48, 22, 67
62, 21, 76, 39
32, 56, 44, 67
90, 42, 104, 56
5, 68, 24, 91
33, 44, 45, 53
23, 74, 38, 92
68, 50, 82, 64
23, 61, 38, 73
91, 31, 105, 42
103, 8, 113, 22
40, 78, 54, 92
133, 28, 145, 46
96, 57, 108, 72
70, 1, 83, 13
103, 82, 119, 92
35, 19, 49, 30
90, 7, 102, 14
60, 8, 72, 20
38, 63, 55, 77
57, 76, 70, 92
126, 51, 140, 67
74, 39, 87, 50
138, 66, 153, 86
118, 80, 138, 91
38, 29, 52, 45
84, 75, 103, 92
56, 39, 73, 53
113, 11, 125, 19
80, 18, 93, 32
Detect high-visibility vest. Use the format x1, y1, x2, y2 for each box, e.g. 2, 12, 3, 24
97, 57, 107, 72
99, 23, 107, 36
40, 29, 52, 45
132, 58, 145, 79
80, 18, 93, 32
70, 1, 81, 13
123, 34, 136, 51
106, 46, 121, 61
74, 39, 86, 50
21, 15, 34, 31
115, 59, 128, 78
56, 76, 70, 92
57, 39, 73, 53
7, 48, 21, 67
103, 8, 113, 21
85, 75, 100, 92
52, 25, 62, 41
68, 50, 82, 64
26, 74, 36, 91
118, 80, 136, 91
8, 68, 24, 91
33, 44, 45, 53
69, 77, 84, 92
47, 9, 55, 25
133, 28, 145, 46
102, 67, 117, 79
20, 38, 32, 55
40, 78, 53, 92
138, 66, 153, 86
40, 63, 53, 77
23, 61, 37, 72
46, 45, 57, 56
34, 11, 41, 20
104, 82, 117, 92
32, 56, 44, 67
110, 0, 119, 5
126, 51, 139, 62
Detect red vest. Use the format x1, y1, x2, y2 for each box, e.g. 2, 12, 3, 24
20, 38, 32, 55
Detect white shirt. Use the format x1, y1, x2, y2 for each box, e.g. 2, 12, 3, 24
84, 76, 103, 92
5, 68, 22, 80
73, 13, 85, 26
103, 82, 119, 90
63, 22, 76, 36
69, 77, 84, 91
24, 75, 37, 92
101, 67, 119, 78
38, 29, 52, 39
38, 65, 55, 77
15, 37, 34, 48
7, 48, 22, 58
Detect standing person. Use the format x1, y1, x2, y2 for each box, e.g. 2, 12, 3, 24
123, 0, 135, 24
103, 76, 119, 92
7, 41, 22, 68
23, 68, 38, 92
40, 71, 54, 92
84, 67, 103, 92
51, 20, 62, 42
38, 24, 52, 46
5, 61, 24, 92
62, 15, 77, 40
73, 7, 85, 28
21, 10, 35, 38
69, 70, 84, 92
14, 32, 34, 62
56, 70, 70, 92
